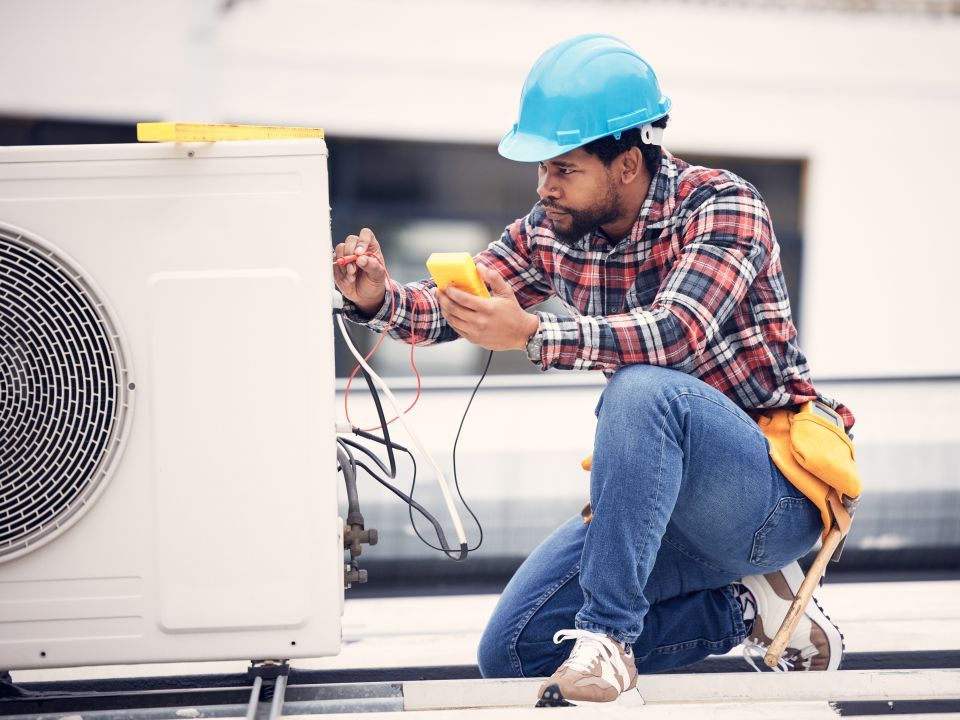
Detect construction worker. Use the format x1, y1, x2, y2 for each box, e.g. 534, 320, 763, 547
334, 34, 851, 705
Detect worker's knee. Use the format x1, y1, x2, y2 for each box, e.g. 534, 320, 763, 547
476, 623, 520, 678
597, 364, 694, 420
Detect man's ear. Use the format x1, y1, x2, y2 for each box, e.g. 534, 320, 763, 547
619, 147, 643, 184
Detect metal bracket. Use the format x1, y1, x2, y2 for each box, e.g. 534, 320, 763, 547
246, 660, 289, 720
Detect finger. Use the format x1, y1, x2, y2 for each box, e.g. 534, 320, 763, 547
436, 294, 464, 328
434, 287, 454, 316
332, 246, 348, 275
341, 236, 360, 276
357, 228, 381, 257
482, 267, 514, 298
333, 245, 350, 274
444, 284, 487, 310
333, 271, 354, 296
441, 303, 476, 329
356, 256, 386, 283
333, 257, 352, 279
355, 252, 383, 273
333, 265, 355, 290
438, 287, 478, 317
436, 289, 476, 326
344, 234, 360, 256
443, 314, 472, 341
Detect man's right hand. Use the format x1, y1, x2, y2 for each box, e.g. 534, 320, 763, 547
333, 228, 388, 318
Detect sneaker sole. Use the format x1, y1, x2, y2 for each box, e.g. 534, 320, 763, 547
780, 562, 844, 671
535, 684, 575, 707
535, 683, 644, 708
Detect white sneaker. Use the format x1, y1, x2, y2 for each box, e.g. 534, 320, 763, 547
536, 629, 638, 706
736, 561, 844, 671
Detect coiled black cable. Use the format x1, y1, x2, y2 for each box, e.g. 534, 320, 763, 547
338, 321, 487, 559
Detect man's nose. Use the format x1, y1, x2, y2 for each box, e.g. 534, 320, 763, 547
537, 173, 560, 202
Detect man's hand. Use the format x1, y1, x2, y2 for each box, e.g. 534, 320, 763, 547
333, 228, 388, 318
434, 266, 540, 352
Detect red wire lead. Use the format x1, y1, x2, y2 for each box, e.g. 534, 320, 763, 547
335, 251, 425, 432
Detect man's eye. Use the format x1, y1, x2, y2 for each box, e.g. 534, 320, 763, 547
560, 168, 575, 175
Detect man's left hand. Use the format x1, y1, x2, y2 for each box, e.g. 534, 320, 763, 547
433, 267, 539, 352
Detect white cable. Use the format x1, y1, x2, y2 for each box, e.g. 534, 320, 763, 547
335, 314, 469, 553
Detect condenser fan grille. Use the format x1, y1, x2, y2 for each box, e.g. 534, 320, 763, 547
0, 227, 131, 562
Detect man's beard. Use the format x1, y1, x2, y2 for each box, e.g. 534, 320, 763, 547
541, 183, 623, 244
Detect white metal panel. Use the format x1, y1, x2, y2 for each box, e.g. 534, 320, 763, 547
148, 270, 314, 632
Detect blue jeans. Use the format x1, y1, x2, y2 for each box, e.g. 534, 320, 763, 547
477, 365, 822, 677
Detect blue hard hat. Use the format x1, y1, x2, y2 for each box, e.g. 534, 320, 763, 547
498, 34, 672, 163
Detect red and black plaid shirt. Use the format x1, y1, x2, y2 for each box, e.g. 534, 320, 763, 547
347, 149, 854, 429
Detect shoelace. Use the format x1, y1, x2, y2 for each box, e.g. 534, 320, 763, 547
553, 629, 629, 689
742, 638, 795, 672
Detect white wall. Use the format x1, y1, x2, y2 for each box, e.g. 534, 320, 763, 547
2, 0, 958, 376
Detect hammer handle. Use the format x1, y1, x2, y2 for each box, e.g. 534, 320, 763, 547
764, 527, 843, 668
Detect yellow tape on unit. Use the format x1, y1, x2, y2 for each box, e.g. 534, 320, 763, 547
137, 123, 325, 143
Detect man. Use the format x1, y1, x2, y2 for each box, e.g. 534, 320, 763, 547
334, 34, 851, 705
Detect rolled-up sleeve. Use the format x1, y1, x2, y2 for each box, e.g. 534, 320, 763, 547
343, 214, 556, 344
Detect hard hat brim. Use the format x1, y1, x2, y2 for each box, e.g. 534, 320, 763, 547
497, 111, 670, 163
498, 129, 578, 163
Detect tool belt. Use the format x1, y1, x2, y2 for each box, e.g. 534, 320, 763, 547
753, 401, 862, 542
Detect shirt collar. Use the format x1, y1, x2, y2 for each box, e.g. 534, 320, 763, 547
628, 148, 684, 243
538, 148, 687, 251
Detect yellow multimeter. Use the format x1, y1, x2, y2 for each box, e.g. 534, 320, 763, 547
425, 252, 491, 298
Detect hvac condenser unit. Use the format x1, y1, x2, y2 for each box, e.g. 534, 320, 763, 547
0, 139, 342, 670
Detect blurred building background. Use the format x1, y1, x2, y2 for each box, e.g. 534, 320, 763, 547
1, 0, 958, 588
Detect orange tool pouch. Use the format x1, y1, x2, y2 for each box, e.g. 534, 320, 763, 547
754, 402, 862, 541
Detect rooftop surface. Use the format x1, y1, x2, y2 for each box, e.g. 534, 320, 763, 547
8, 579, 960, 718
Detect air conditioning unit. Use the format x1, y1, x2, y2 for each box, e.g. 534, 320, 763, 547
0, 139, 342, 670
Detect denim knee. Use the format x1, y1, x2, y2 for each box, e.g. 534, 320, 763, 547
609, 364, 690, 396
477, 621, 520, 678
597, 364, 692, 419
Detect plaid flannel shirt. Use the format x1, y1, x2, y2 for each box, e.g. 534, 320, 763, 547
345, 149, 854, 429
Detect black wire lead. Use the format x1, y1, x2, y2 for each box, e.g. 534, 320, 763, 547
407, 349, 491, 554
